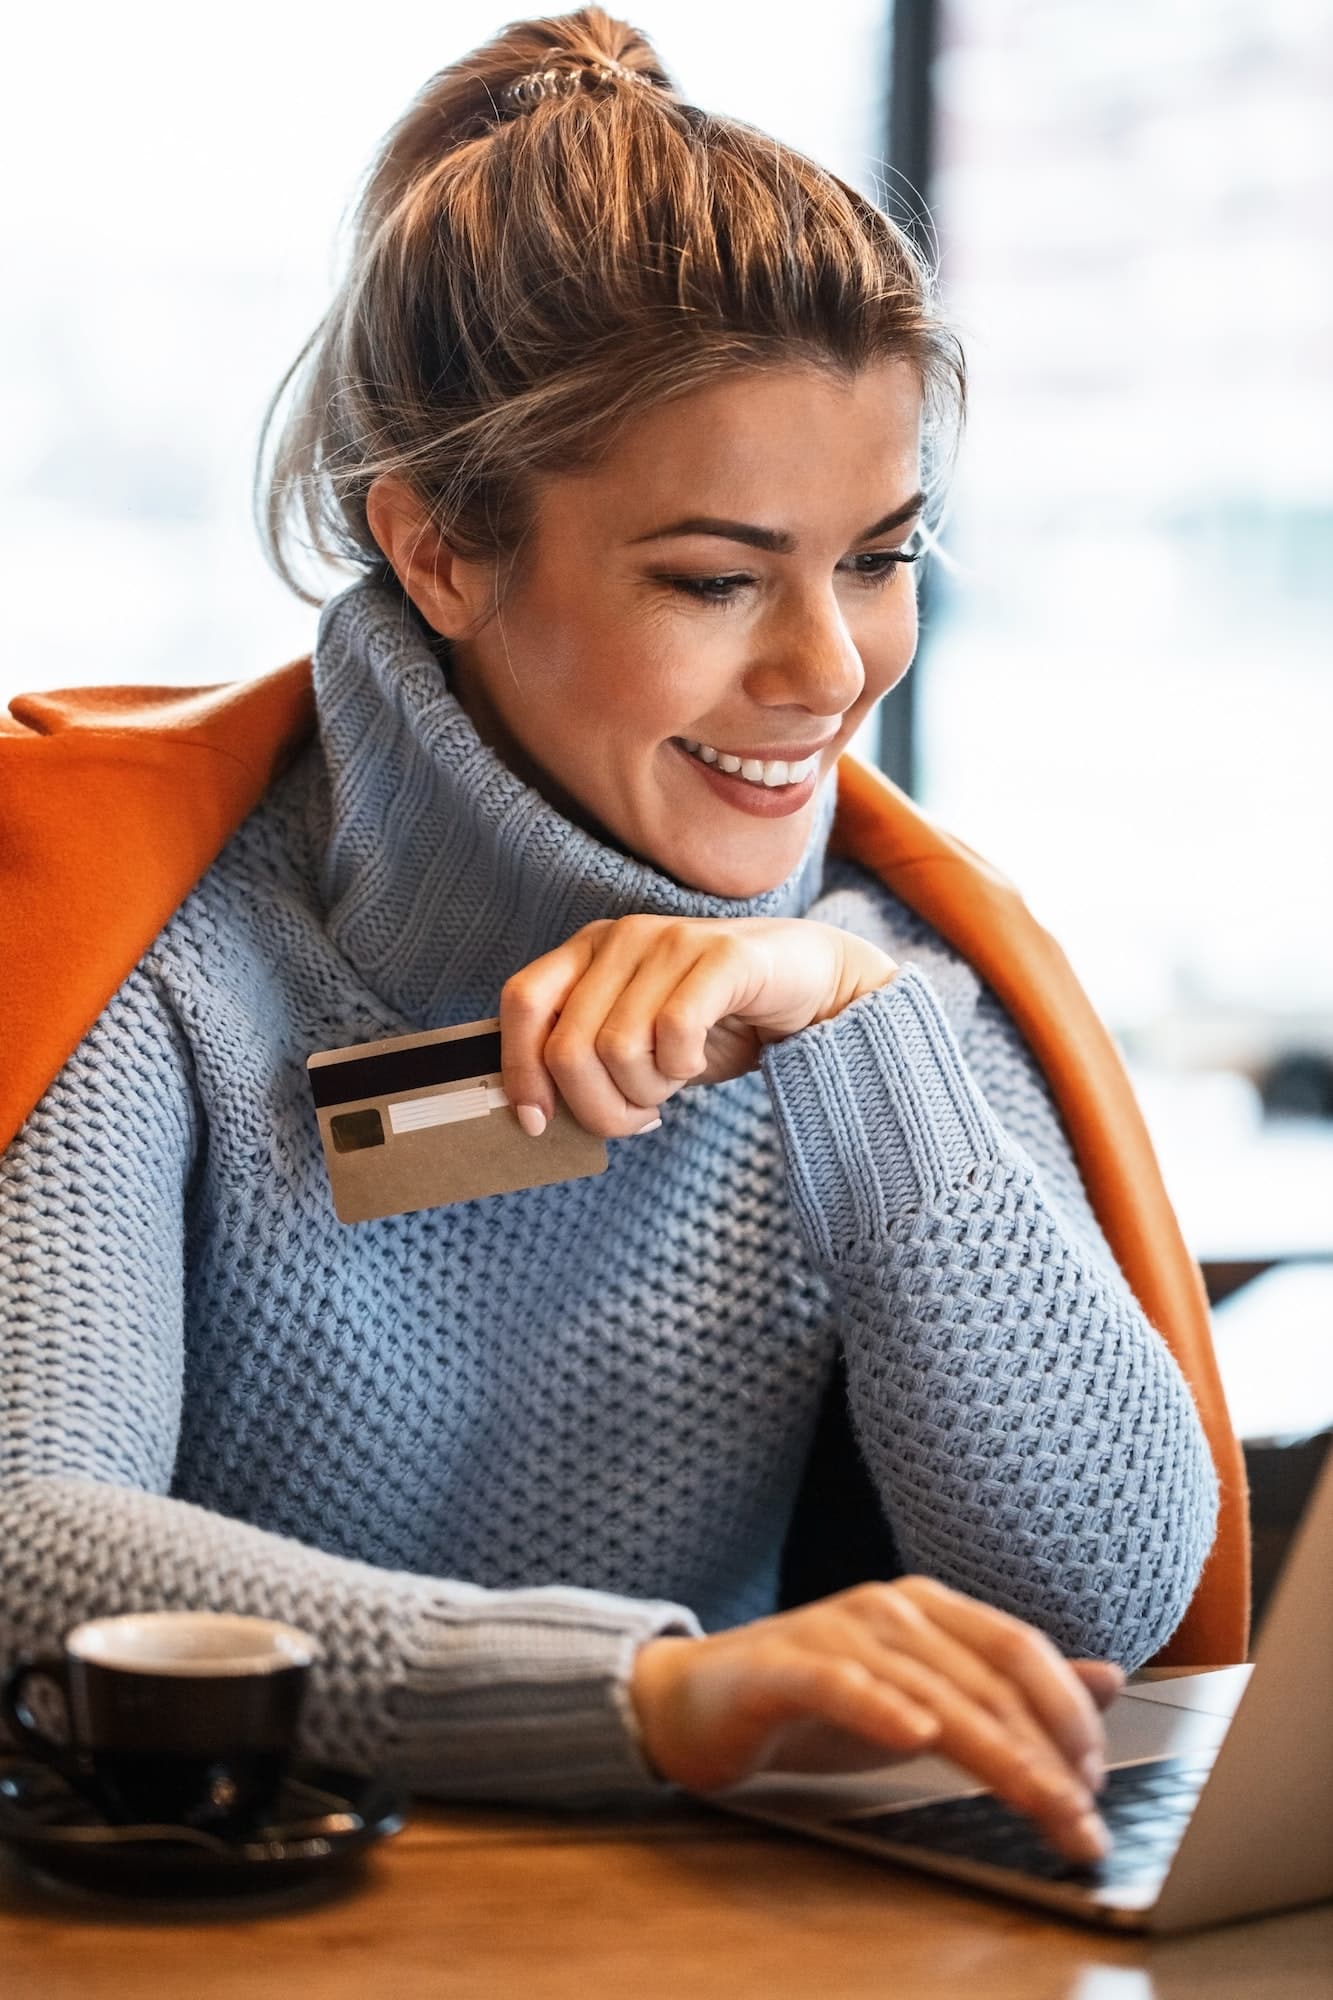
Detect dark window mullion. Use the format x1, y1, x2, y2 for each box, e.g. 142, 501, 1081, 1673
879, 0, 940, 798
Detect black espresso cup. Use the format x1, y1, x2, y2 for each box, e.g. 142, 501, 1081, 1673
2, 1611, 320, 1836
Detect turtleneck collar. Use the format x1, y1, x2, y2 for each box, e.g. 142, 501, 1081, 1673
310, 577, 839, 1028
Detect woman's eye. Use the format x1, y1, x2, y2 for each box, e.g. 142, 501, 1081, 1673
839, 549, 921, 587
663, 574, 752, 604
658, 544, 921, 607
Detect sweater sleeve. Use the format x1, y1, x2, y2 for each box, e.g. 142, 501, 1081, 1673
0, 965, 698, 1804
759, 964, 1219, 1671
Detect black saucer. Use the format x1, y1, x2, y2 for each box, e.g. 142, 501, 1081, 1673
0, 1756, 407, 1896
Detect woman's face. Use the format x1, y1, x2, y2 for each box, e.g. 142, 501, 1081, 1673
377, 359, 924, 898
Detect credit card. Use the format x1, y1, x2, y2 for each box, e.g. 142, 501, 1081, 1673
307, 1016, 608, 1224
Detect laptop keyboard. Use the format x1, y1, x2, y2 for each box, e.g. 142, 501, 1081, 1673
837, 1755, 1213, 1888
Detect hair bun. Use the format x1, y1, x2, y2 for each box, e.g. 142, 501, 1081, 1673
260, 6, 962, 610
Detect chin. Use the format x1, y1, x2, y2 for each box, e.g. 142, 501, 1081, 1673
667, 846, 797, 900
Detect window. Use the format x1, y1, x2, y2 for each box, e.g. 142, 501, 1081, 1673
918, 0, 1333, 1073
1, 3, 889, 720
910, 0, 1333, 1269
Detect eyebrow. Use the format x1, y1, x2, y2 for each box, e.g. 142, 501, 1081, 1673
626, 491, 927, 555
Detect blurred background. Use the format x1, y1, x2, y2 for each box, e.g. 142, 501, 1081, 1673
5, 2, 1331, 1603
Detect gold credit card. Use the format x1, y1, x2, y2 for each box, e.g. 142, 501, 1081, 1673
307, 1016, 608, 1224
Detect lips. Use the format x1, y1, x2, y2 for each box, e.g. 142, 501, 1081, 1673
669, 737, 819, 819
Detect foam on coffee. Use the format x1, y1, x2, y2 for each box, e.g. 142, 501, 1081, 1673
66, 1612, 317, 1677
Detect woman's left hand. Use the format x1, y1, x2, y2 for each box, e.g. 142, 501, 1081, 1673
499, 916, 898, 1138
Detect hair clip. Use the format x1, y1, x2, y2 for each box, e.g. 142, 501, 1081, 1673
501, 59, 654, 112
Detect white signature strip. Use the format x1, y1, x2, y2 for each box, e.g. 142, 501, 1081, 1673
388, 1083, 509, 1134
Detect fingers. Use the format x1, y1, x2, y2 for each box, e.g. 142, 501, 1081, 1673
769, 1651, 1083, 1831
854, 1592, 1091, 1795
668, 1633, 1104, 1860
565, 932, 715, 1117
500, 918, 759, 1135
770, 1655, 942, 1764
543, 924, 697, 1131
498, 927, 604, 1126
631, 1600, 1113, 1861
1069, 1659, 1127, 1712
868, 1651, 1107, 1863
641, 944, 763, 1083
813, 1595, 1102, 1862
498, 913, 849, 1135
891, 1578, 1109, 1788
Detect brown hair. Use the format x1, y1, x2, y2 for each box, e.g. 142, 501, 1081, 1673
256, 6, 964, 606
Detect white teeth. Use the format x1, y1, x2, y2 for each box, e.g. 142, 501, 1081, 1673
681, 738, 818, 788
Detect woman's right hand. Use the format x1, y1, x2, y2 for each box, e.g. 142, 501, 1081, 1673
629, 1576, 1125, 1864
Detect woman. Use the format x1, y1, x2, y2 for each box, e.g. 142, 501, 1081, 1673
0, 9, 1220, 1866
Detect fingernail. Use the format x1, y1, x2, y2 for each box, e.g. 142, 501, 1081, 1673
635, 1118, 662, 1134
515, 1103, 547, 1138
1080, 1751, 1105, 1795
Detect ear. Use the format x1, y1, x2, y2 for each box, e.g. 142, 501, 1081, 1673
365, 474, 491, 640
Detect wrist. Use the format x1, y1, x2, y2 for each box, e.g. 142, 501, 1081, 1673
818, 941, 899, 1026
754, 938, 900, 1050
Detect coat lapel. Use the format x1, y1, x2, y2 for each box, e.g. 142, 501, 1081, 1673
0, 659, 315, 1159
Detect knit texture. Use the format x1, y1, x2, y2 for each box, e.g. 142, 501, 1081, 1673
0, 579, 1218, 1802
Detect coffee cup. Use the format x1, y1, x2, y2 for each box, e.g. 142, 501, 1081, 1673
2, 1611, 320, 1836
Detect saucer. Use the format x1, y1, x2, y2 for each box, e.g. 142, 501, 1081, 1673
0, 1756, 407, 1896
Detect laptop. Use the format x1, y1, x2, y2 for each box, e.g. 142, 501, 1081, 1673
708, 1448, 1333, 1934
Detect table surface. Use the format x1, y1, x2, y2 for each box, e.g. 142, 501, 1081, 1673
4, 1777, 1330, 2000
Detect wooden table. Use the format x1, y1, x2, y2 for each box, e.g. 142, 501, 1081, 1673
4, 1786, 1330, 2000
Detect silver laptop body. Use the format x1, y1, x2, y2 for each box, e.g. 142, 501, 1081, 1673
710, 1450, 1333, 1934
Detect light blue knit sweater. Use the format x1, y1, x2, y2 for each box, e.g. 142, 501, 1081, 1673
0, 580, 1218, 1802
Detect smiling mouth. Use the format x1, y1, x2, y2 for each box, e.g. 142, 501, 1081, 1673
669, 737, 824, 787
667, 737, 823, 822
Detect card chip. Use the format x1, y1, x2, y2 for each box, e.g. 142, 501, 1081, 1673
330, 1107, 386, 1153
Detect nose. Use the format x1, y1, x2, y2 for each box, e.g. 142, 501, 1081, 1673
741, 588, 868, 720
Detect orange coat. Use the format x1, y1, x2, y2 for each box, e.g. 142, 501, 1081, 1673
0, 659, 1249, 1666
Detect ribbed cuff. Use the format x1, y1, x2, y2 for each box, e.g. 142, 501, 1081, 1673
760, 965, 1010, 1268
381, 1584, 703, 1804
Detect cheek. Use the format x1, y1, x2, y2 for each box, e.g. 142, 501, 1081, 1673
856, 591, 919, 697
535, 640, 685, 762
583, 625, 726, 743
